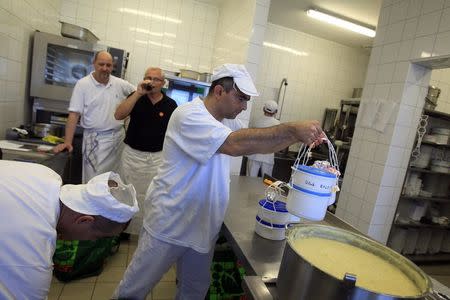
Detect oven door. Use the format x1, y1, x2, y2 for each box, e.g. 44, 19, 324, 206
30, 32, 104, 101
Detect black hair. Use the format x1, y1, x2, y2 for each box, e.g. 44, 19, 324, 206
208, 77, 234, 95
93, 215, 128, 234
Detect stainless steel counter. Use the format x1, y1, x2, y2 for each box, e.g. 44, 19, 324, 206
223, 176, 450, 299
1, 140, 69, 177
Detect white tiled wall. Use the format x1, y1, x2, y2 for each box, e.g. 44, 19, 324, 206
211, 0, 255, 68
60, 0, 220, 85
0, 0, 60, 139
337, 0, 450, 244
430, 68, 450, 114
251, 23, 370, 145
211, 0, 271, 174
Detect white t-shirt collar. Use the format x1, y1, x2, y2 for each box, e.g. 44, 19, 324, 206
89, 72, 112, 87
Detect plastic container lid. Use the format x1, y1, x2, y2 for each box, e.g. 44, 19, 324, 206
292, 165, 336, 178
258, 199, 288, 213
256, 215, 285, 228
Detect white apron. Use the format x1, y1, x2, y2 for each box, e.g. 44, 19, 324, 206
82, 127, 125, 183
247, 159, 274, 177
119, 144, 162, 234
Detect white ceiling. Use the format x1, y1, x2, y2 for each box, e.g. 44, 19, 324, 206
268, 0, 383, 49
195, 0, 382, 49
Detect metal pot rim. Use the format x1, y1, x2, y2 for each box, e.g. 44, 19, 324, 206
285, 224, 432, 298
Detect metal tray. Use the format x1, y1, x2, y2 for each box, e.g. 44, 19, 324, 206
60, 21, 99, 43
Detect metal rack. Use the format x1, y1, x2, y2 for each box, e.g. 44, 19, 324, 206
331, 98, 360, 175
387, 109, 450, 262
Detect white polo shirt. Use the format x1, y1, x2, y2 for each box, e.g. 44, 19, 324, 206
0, 161, 62, 300
143, 98, 242, 253
68, 73, 135, 131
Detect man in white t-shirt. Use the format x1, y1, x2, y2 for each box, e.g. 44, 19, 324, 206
113, 64, 324, 300
247, 100, 281, 177
54, 51, 135, 183
0, 160, 139, 300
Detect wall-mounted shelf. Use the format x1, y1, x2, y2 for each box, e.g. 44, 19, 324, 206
165, 74, 211, 87
420, 141, 450, 149
400, 196, 450, 203
394, 222, 450, 230
424, 109, 450, 121
405, 253, 450, 263
408, 167, 450, 175
387, 104, 450, 263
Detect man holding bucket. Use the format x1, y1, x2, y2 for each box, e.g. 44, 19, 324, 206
113, 63, 324, 299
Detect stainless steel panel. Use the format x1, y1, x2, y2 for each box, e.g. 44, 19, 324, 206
60, 21, 99, 43
30, 32, 105, 101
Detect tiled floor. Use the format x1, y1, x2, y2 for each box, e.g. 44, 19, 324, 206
48, 235, 177, 300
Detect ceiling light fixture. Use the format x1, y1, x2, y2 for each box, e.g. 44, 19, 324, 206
306, 9, 376, 38
263, 42, 308, 56
119, 8, 182, 24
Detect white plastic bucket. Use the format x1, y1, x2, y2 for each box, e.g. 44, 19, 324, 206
254, 215, 285, 240
257, 199, 290, 225
291, 165, 337, 194
286, 185, 334, 221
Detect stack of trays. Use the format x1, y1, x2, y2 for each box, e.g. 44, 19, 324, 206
431, 127, 450, 145
430, 159, 450, 174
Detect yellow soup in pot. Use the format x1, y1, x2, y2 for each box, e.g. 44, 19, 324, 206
292, 237, 422, 297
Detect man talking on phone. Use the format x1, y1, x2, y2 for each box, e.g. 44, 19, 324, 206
114, 67, 177, 235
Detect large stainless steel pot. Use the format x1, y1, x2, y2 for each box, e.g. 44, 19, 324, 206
277, 224, 445, 300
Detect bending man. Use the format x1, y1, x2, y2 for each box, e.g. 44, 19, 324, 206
0, 160, 139, 299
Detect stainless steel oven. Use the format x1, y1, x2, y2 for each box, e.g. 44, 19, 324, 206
30, 31, 129, 102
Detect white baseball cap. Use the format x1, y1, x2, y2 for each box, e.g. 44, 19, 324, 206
211, 64, 259, 96
60, 172, 139, 223
263, 100, 278, 114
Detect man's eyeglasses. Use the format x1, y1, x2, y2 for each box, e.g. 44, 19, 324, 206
232, 83, 251, 102
144, 76, 164, 83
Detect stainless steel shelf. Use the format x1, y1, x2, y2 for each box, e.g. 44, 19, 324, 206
400, 196, 450, 203
405, 253, 450, 263
388, 107, 450, 264
394, 222, 450, 229
408, 166, 450, 175
424, 109, 450, 121
165, 74, 211, 87
421, 141, 450, 149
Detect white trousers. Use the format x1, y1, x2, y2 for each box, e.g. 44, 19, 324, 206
113, 229, 215, 300
247, 159, 274, 178
82, 128, 124, 183
119, 145, 162, 234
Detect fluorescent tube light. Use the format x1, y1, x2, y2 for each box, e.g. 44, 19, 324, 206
263, 42, 308, 56
306, 9, 376, 37
119, 8, 182, 24
130, 27, 176, 38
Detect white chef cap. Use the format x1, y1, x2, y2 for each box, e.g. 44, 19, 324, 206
211, 64, 259, 96
60, 172, 139, 223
